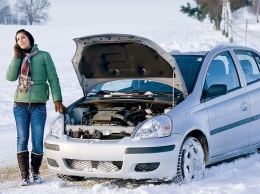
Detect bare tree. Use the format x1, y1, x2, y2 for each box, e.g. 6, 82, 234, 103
181, 0, 252, 30
0, 0, 7, 7
0, 0, 5, 7
15, 0, 50, 25
248, 0, 260, 22
222, 0, 233, 43
0, 0, 11, 24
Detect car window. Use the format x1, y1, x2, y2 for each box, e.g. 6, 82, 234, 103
253, 52, 260, 66
173, 55, 203, 93
202, 51, 240, 101
234, 50, 260, 84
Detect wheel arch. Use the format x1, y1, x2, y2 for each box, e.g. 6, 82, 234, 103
186, 130, 209, 164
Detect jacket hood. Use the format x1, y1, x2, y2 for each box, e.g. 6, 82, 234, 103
72, 34, 187, 95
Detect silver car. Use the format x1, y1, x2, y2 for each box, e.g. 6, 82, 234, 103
44, 34, 260, 183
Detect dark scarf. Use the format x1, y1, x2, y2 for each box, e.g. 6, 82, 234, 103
18, 49, 39, 93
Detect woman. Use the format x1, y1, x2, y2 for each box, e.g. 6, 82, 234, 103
6, 29, 66, 186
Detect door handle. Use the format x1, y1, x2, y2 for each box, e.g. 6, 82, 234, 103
240, 102, 249, 111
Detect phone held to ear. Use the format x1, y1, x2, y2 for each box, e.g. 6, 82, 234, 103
16, 44, 23, 52
14, 44, 24, 58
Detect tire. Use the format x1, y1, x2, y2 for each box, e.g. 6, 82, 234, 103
174, 136, 205, 184
57, 174, 85, 182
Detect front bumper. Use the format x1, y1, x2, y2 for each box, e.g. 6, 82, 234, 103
44, 133, 182, 180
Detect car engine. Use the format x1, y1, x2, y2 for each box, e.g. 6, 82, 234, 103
65, 100, 172, 140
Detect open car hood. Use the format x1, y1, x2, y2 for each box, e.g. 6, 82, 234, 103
72, 34, 187, 95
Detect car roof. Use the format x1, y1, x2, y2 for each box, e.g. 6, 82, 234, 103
170, 50, 208, 56
170, 44, 259, 56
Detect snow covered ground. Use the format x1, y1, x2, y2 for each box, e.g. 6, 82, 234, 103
1, 9, 260, 194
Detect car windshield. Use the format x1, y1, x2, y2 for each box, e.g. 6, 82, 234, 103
89, 80, 174, 95
173, 55, 204, 93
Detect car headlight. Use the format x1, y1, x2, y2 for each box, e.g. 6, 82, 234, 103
132, 115, 172, 141
49, 114, 64, 138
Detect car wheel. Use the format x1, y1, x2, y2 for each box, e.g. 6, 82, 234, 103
57, 174, 85, 182
174, 136, 205, 184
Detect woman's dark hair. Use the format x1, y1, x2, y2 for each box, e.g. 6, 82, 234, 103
15, 29, 34, 47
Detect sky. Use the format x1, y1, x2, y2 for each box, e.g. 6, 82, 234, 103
47, 0, 198, 27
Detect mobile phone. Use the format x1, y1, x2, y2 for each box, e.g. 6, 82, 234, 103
15, 44, 24, 53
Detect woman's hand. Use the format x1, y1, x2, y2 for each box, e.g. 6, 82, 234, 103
54, 101, 66, 113
14, 44, 24, 58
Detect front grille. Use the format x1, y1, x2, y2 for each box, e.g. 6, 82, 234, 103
47, 158, 59, 167
65, 159, 123, 173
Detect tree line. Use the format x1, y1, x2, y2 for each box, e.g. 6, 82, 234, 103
0, 0, 50, 25
181, 0, 260, 30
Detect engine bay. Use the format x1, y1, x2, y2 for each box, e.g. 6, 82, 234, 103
65, 98, 174, 140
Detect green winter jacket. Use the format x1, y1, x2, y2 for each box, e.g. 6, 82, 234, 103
6, 44, 63, 103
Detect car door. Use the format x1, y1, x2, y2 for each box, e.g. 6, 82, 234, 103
234, 50, 260, 146
202, 51, 251, 158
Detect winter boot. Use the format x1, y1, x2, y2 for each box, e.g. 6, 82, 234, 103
17, 151, 30, 186
31, 152, 43, 183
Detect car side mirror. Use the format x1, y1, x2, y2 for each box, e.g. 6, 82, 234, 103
207, 84, 227, 98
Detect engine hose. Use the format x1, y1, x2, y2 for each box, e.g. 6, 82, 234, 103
125, 110, 144, 120
111, 114, 134, 126
81, 110, 98, 125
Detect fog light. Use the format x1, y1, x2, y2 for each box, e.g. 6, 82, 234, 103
135, 162, 160, 172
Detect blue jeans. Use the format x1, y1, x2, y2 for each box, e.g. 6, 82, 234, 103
13, 103, 47, 154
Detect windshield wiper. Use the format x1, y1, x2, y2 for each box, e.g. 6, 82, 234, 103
96, 90, 111, 94
127, 90, 146, 94
149, 91, 173, 97
87, 90, 111, 96
127, 90, 173, 97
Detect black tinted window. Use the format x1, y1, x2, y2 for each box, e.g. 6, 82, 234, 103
174, 56, 203, 93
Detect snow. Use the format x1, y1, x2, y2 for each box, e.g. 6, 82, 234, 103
1, 153, 260, 193
1, 3, 260, 193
